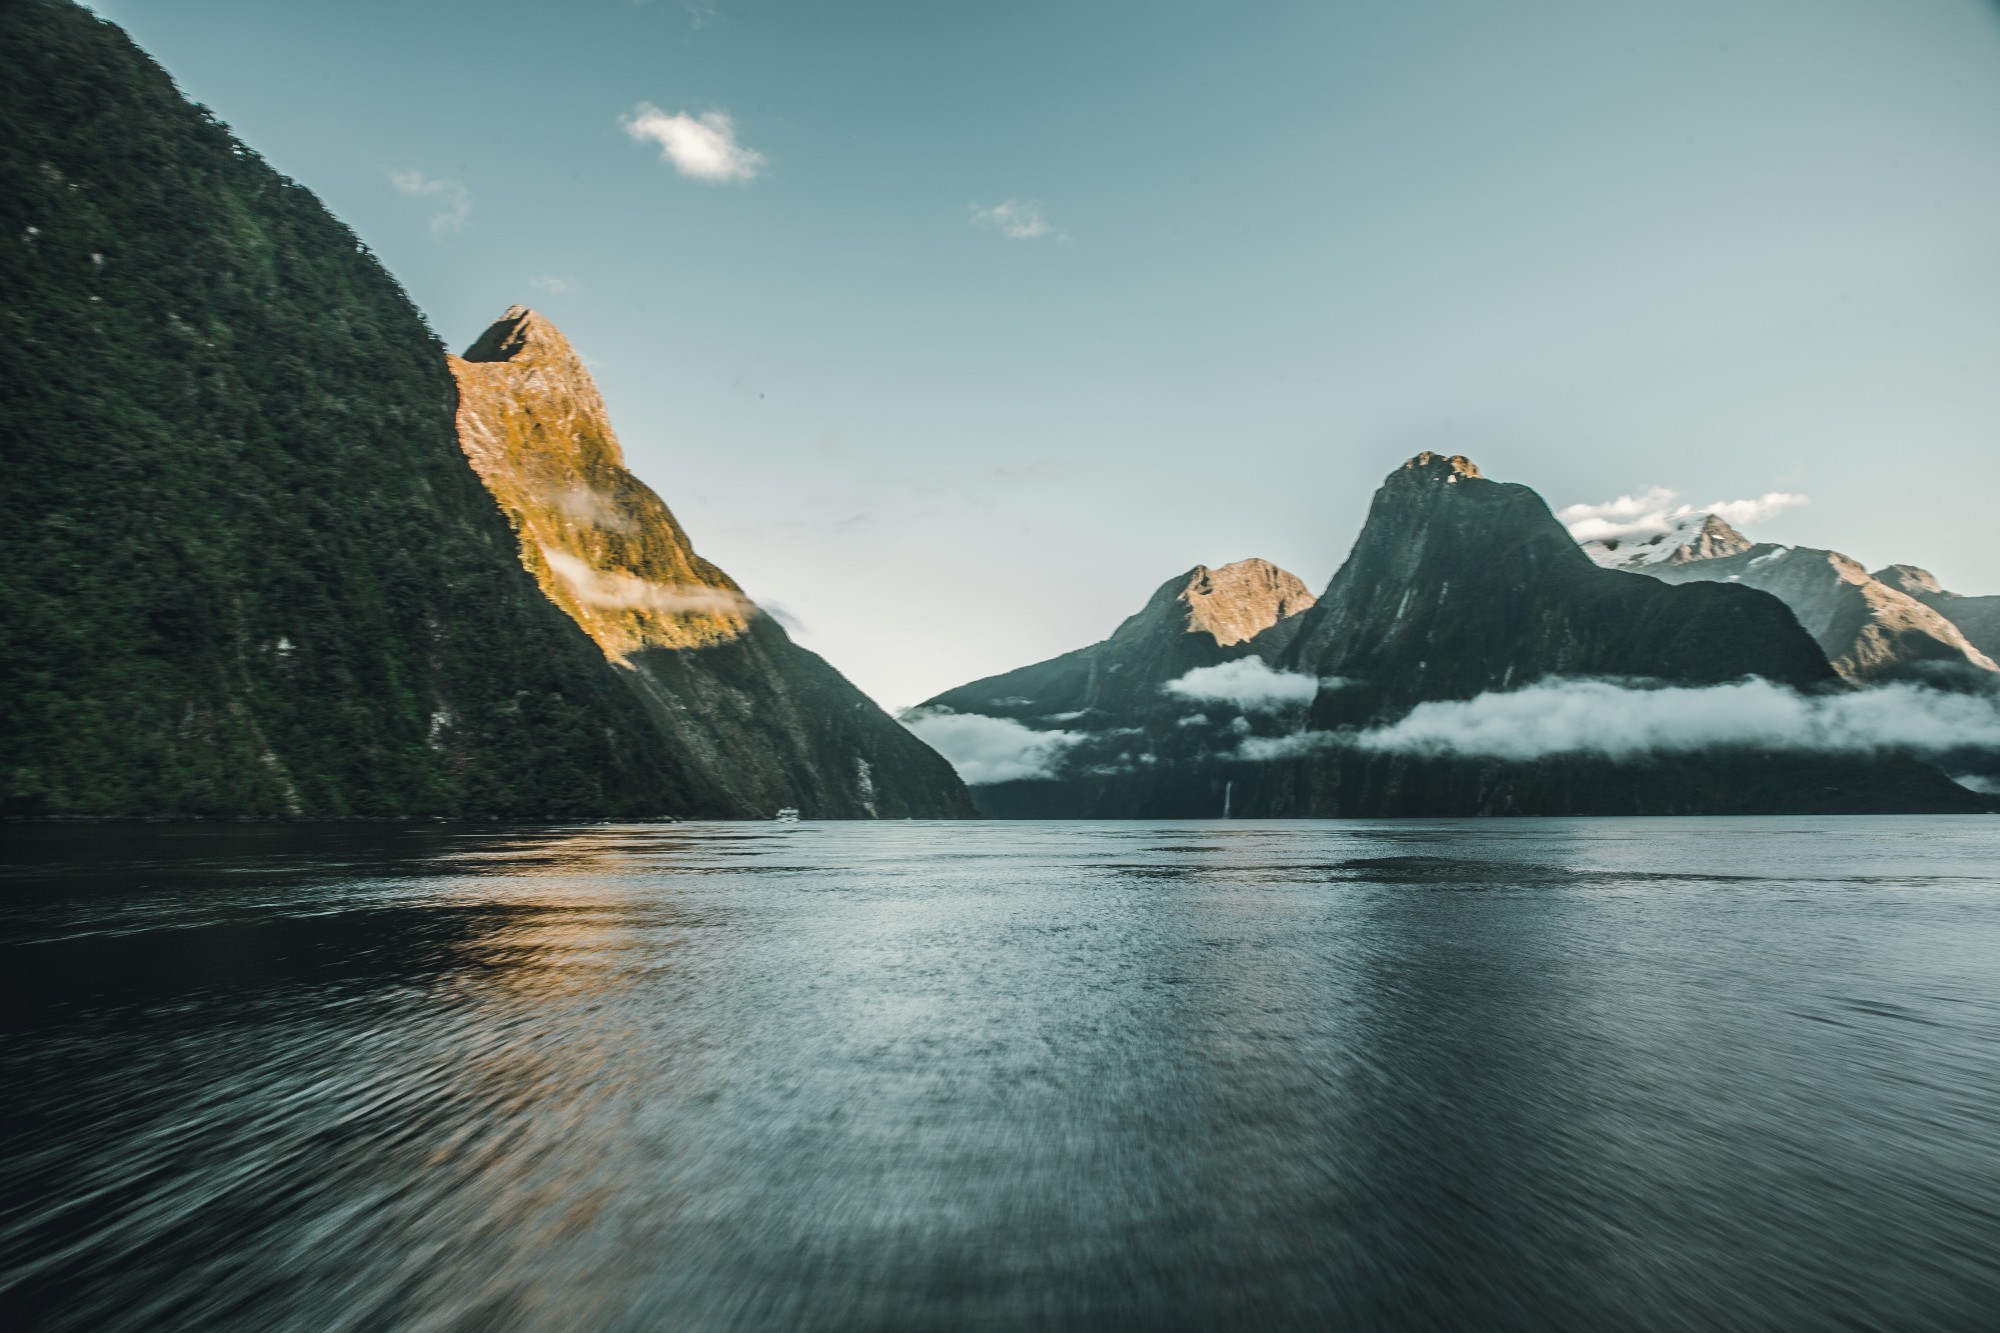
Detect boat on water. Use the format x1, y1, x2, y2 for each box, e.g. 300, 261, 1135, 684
775, 807, 800, 823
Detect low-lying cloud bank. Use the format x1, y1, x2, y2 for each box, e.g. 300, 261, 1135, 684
1164, 659, 1343, 713
900, 709, 1085, 785
1239, 677, 2000, 762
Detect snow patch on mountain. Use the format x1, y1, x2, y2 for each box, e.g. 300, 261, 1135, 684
1559, 487, 1803, 570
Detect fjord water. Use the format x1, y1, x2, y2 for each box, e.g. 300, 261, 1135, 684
4, 821, 1997, 1331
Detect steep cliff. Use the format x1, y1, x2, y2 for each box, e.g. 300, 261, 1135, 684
449, 308, 975, 820
0, 1, 708, 818
913, 560, 1315, 816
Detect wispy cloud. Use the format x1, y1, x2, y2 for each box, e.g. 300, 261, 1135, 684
548, 486, 635, 533
621, 104, 765, 182
900, 707, 1084, 785
541, 547, 752, 617
1557, 487, 1806, 546
971, 198, 1065, 241
389, 170, 471, 236
530, 275, 574, 295
1163, 659, 1343, 713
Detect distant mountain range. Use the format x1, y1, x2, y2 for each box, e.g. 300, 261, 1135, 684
1584, 512, 1998, 683
917, 455, 1995, 816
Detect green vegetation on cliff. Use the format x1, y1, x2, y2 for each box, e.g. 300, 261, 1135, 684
0, 0, 704, 817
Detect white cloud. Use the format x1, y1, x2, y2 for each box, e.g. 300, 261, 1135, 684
1163, 659, 1342, 713
549, 486, 635, 533
970, 198, 1064, 240
900, 708, 1084, 785
390, 170, 470, 236
1706, 493, 1809, 528
540, 547, 752, 617
530, 275, 573, 295
1557, 487, 1806, 546
1233, 677, 2000, 763
621, 104, 765, 182
1237, 730, 1338, 761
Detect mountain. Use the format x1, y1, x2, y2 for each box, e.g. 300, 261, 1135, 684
0, 0, 710, 818
912, 560, 1314, 816
1619, 522, 1999, 683
924, 454, 1984, 816
450, 307, 975, 820
1581, 511, 1753, 570
1280, 455, 1834, 717
1872, 565, 2000, 666
1246, 454, 1985, 814
0, 1, 971, 821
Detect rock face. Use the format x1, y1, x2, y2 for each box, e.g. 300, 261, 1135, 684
450, 308, 976, 820
0, 1, 705, 818
1633, 534, 1998, 683
1179, 560, 1318, 646
914, 560, 1314, 816
1872, 565, 2000, 667
451, 309, 751, 661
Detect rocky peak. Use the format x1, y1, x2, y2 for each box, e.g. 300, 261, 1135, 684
1873, 564, 1945, 598
1583, 511, 1754, 570
1392, 452, 1483, 486
1179, 559, 1316, 646
1676, 513, 1754, 563
1107, 558, 1315, 651
461, 304, 565, 365
448, 306, 750, 663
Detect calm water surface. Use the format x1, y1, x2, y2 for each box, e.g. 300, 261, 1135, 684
3, 818, 1999, 1331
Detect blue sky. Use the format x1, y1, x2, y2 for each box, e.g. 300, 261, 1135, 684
89, 0, 2000, 707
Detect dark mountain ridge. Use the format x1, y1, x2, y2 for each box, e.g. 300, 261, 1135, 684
1279, 455, 1838, 725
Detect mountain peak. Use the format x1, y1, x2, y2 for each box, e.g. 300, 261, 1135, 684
1583, 510, 1753, 570
461, 305, 573, 365
1394, 452, 1483, 485
1279, 454, 1835, 722
1108, 559, 1316, 649
1178, 559, 1316, 646
1873, 564, 1944, 597
448, 309, 751, 662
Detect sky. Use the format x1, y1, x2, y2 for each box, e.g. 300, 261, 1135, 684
88, 0, 2000, 709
